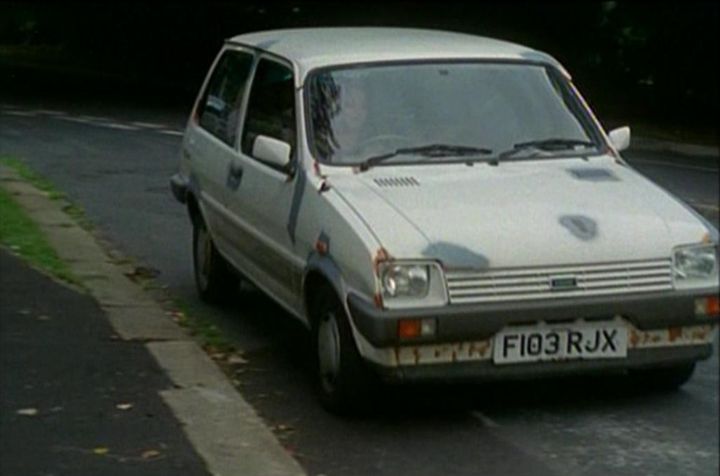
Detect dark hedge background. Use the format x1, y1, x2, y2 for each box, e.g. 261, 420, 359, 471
0, 1, 717, 135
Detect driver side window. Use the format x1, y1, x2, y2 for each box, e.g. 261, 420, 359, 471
241, 58, 296, 159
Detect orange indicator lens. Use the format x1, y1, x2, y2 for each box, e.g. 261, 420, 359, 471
398, 319, 422, 339
696, 296, 720, 317
706, 296, 720, 317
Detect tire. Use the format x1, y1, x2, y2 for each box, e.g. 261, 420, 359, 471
311, 286, 377, 414
192, 217, 238, 304
630, 363, 696, 391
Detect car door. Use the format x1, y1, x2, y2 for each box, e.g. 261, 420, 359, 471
184, 47, 254, 254
223, 56, 305, 311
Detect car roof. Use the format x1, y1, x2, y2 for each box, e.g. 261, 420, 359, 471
227, 27, 569, 85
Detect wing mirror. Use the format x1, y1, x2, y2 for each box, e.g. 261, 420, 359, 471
252, 135, 292, 170
608, 126, 631, 152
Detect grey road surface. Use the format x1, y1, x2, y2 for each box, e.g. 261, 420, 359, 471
1, 103, 718, 476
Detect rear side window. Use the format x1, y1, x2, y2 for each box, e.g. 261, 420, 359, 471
241, 59, 296, 157
197, 50, 254, 146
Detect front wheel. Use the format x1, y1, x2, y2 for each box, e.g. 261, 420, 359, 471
312, 287, 377, 414
192, 218, 238, 303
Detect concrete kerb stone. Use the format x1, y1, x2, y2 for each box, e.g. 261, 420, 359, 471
147, 341, 238, 394
0, 165, 307, 476
107, 306, 187, 341
161, 387, 305, 476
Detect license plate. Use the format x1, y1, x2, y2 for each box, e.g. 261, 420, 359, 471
493, 322, 628, 365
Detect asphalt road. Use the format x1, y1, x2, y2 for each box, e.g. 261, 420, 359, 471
1, 101, 718, 476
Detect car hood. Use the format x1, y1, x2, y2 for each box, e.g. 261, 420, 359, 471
329, 156, 712, 269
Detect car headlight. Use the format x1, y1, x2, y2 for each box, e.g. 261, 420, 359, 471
381, 264, 429, 297
673, 244, 719, 289
377, 261, 448, 309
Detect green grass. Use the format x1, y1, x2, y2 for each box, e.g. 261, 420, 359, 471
0, 187, 79, 285
0, 157, 63, 198
0, 157, 93, 230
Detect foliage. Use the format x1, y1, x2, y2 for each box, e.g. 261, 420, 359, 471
0, 187, 79, 286
0, 2, 717, 125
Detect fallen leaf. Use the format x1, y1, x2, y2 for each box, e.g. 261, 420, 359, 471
141, 449, 161, 459
93, 447, 109, 455
115, 403, 133, 411
16, 408, 38, 416
227, 354, 247, 365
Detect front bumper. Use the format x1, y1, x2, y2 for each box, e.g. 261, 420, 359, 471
347, 289, 718, 381
347, 288, 719, 346
375, 344, 713, 382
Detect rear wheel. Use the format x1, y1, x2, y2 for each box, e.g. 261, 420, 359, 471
312, 286, 377, 414
192, 217, 238, 303
630, 363, 696, 391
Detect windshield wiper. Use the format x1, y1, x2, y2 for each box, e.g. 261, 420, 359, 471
498, 138, 596, 159
359, 143, 493, 171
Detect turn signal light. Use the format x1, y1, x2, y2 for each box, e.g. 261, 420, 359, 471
398, 319, 421, 339
397, 318, 437, 339
695, 296, 720, 317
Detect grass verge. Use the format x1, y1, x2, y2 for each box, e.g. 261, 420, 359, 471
0, 187, 79, 286
0, 156, 93, 229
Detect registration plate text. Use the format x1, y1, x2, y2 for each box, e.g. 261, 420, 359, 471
493, 323, 628, 365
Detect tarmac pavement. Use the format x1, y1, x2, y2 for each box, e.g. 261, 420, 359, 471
0, 250, 211, 475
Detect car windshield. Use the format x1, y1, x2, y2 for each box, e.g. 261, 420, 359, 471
307, 62, 602, 166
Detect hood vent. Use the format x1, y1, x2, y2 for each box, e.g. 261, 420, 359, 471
373, 177, 420, 188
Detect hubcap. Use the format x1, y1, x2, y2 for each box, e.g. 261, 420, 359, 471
318, 311, 341, 391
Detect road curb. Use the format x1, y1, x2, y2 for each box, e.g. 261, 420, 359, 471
0, 165, 306, 476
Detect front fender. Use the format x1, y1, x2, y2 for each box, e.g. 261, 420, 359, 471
302, 252, 349, 318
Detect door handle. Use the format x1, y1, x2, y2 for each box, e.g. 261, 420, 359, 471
229, 162, 243, 178
226, 162, 244, 190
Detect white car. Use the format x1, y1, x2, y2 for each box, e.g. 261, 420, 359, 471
171, 28, 719, 412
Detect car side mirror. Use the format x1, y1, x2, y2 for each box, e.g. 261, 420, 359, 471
252, 135, 292, 170
608, 126, 631, 152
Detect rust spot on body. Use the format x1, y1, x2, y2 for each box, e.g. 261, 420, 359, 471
629, 329, 640, 347
668, 327, 682, 342
413, 347, 421, 365
373, 247, 392, 268
691, 327, 710, 340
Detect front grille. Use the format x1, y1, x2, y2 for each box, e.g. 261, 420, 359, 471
445, 258, 673, 304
